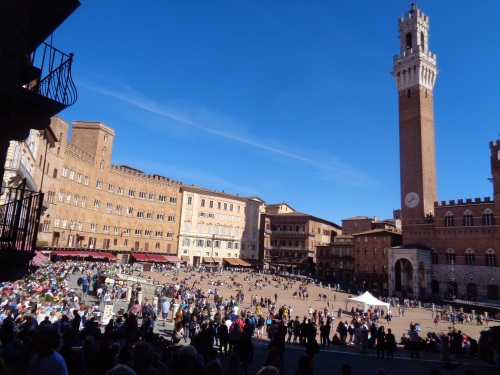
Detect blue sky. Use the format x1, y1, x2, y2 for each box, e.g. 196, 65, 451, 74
53, 1, 500, 224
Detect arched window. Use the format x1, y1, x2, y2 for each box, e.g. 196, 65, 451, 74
465, 249, 475, 266
483, 210, 494, 226
446, 249, 456, 265
420, 31, 425, 51
406, 32, 412, 49
431, 249, 438, 265
463, 211, 473, 226
444, 212, 454, 227
486, 249, 497, 267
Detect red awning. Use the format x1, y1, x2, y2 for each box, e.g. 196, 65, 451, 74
98, 252, 118, 260
51, 250, 89, 257
164, 255, 182, 263
131, 253, 151, 262
147, 254, 168, 262
32, 251, 48, 265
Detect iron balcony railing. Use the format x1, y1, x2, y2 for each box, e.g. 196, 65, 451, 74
0, 179, 44, 253
28, 42, 77, 110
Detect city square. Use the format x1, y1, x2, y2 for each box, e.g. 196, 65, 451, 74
2, 1, 500, 375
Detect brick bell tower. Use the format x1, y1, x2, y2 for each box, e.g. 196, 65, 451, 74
393, 4, 438, 231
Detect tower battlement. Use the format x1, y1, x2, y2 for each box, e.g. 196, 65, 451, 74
434, 197, 492, 207
110, 164, 182, 185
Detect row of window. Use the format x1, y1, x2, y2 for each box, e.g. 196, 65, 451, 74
195, 212, 243, 223
188, 196, 242, 213
181, 249, 248, 258
56, 191, 177, 222
444, 212, 494, 227
181, 238, 257, 251
61, 167, 177, 204
52, 217, 172, 240
441, 249, 497, 267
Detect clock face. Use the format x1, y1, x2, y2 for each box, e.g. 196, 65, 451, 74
404, 192, 420, 208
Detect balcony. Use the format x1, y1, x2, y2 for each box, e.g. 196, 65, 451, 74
12, 42, 77, 124
265, 229, 316, 237
5, 161, 37, 192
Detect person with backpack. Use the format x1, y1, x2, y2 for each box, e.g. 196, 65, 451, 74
228, 315, 244, 355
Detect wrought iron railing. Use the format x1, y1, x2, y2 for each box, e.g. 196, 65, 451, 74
0, 179, 44, 252
29, 42, 77, 109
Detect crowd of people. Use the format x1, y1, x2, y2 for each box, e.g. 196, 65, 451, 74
0, 258, 498, 375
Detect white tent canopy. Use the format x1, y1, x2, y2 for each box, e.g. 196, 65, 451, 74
345, 291, 390, 311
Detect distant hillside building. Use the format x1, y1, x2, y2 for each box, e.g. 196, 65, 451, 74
342, 216, 400, 235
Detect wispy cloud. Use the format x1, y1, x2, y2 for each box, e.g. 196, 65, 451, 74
83, 81, 374, 185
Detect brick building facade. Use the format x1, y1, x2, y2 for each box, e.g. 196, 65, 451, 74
390, 5, 499, 301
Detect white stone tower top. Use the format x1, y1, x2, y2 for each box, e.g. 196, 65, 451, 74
392, 3, 437, 91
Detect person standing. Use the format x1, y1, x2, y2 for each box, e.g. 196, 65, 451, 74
162, 298, 171, 326
407, 324, 421, 359
376, 326, 386, 358
384, 328, 396, 358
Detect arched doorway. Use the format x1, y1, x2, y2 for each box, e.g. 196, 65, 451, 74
394, 258, 413, 297
466, 283, 478, 301
487, 285, 499, 300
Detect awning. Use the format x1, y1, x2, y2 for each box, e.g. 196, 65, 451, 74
131, 253, 151, 262
203, 257, 215, 263
223, 258, 239, 266
164, 255, 182, 263
242, 259, 263, 266
51, 250, 89, 257
181, 256, 190, 262
236, 259, 252, 267
212, 257, 222, 263
148, 254, 168, 262
97, 252, 118, 260
32, 251, 48, 266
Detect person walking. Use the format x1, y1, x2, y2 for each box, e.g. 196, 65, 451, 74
407, 324, 421, 359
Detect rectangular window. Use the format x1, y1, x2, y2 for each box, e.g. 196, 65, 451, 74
62, 167, 68, 177
108, 184, 114, 193
198, 224, 204, 234
155, 243, 161, 249
155, 231, 163, 239
229, 204, 234, 211
208, 213, 214, 218
58, 191, 64, 202
118, 187, 124, 195
206, 224, 212, 234
127, 207, 133, 217
128, 189, 135, 198
184, 222, 191, 232
103, 225, 110, 233
197, 239, 204, 247
124, 228, 131, 236
217, 201, 221, 209
170, 197, 177, 204
137, 210, 144, 219
106, 202, 112, 213
124, 239, 129, 246
84, 176, 89, 186
93, 200, 100, 211
166, 232, 173, 239
183, 238, 190, 246
114, 227, 119, 235
187, 196, 193, 205
73, 196, 79, 206
145, 230, 151, 238
201, 198, 206, 207
116, 205, 122, 215
224, 203, 228, 210
157, 212, 164, 221
237, 205, 241, 213
158, 195, 166, 203
77, 173, 82, 183
146, 211, 153, 219
69, 170, 75, 180
209, 200, 214, 208
96, 180, 102, 189
91, 223, 97, 233
139, 191, 146, 199
81, 197, 86, 208
135, 229, 142, 237
65, 194, 71, 204
149, 193, 155, 201
168, 215, 175, 222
